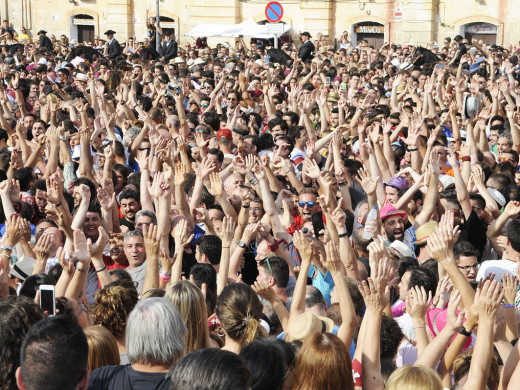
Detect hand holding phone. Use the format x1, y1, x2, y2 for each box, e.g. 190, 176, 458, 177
39, 285, 56, 316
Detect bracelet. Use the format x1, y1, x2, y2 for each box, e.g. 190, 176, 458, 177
338, 232, 349, 238
159, 273, 171, 283
95, 265, 107, 273
55, 201, 62, 208
413, 326, 425, 329
431, 301, 437, 307
504, 303, 516, 309
75, 265, 88, 273
461, 156, 471, 162
459, 326, 472, 337
222, 246, 230, 249
241, 203, 250, 209
407, 147, 418, 152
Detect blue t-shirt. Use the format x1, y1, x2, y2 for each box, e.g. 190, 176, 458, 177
307, 265, 335, 307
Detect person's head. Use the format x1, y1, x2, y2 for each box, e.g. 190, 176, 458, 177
305, 286, 328, 317
168, 348, 251, 390
398, 266, 437, 301
216, 283, 266, 348
16, 316, 89, 390
127, 298, 187, 367
249, 198, 265, 223
298, 188, 319, 222
291, 332, 353, 390
195, 235, 222, 265
497, 136, 512, 154
123, 230, 146, 268
383, 214, 405, 242
453, 241, 479, 282
82, 204, 102, 241
165, 281, 209, 353
91, 284, 139, 339
257, 256, 290, 289
0, 296, 44, 390
240, 338, 295, 390
134, 210, 157, 231
19, 273, 56, 300
84, 326, 120, 371
119, 189, 140, 221
507, 218, 520, 253
385, 365, 443, 390
452, 348, 499, 390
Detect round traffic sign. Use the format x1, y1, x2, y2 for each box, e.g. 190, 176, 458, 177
265, 1, 284, 24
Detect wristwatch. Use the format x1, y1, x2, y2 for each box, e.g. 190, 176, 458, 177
59, 135, 67, 142
238, 241, 247, 249
0, 245, 12, 252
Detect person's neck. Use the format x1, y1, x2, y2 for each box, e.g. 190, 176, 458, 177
131, 362, 170, 373
222, 337, 242, 354
115, 333, 126, 355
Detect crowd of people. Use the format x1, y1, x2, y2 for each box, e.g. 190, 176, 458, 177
2, 15, 520, 390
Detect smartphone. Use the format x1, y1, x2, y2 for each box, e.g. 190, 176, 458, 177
39, 285, 56, 315
312, 211, 325, 239
325, 77, 331, 86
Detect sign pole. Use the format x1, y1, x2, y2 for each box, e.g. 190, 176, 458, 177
155, 0, 160, 52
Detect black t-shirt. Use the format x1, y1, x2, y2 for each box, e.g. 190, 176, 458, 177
88, 365, 170, 390
119, 217, 135, 231
457, 209, 487, 259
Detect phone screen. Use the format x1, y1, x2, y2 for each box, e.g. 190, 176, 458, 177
40, 287, 55, 315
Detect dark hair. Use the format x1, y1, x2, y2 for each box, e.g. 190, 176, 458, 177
119, 188, 140, 203
168, 348, 251, 390
196, 235, 222, 265
507, 219, 520, 253
189, 263, 218, 314
207, 148, 224, 163
13, 167, 34, 191
240, 338, 294, 390
305, 285, 326, 311
73, 177, 97, 201
19, 273, 56, 299
20, 315, 88, 390
453, 241, 480, 262
0, 296, 44, 390
259, 256, 289, 288
407, 266, 437, 296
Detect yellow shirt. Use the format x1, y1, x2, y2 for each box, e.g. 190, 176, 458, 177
17, 34, 30, 42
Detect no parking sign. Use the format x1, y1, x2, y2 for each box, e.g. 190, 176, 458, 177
265, 1, 284, 23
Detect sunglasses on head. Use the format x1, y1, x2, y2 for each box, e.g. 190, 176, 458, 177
299, 201, 315, 208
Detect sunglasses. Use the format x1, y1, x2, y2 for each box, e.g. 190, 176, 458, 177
260, 256, 274, 275
298, 201, 315, 208
498, 157, 510, 162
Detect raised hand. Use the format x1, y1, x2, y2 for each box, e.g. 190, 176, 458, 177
34, 233, 53, 262
357, 167, 378, 195
252, 279, 278, 302
472, 280, 503, 321
207, 172, 223, 197
445, 290, 465, 332
72, 230, 91, 266
217, 217, 236, 247
174, 162, 187, 187
501, 274, 518, 306
406, 285, 431, 321
173, 219, 194, 249
293, 230, 314, 265
142, 224, 160, 259
324, 241, 341, 273
87, 226, 110, 259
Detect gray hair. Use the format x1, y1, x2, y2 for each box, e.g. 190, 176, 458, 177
354, 200, 368, 218
124, 229, 144, 245
123, 126, 141, 147
135, 210, 157, 225
126, 298, 187, 366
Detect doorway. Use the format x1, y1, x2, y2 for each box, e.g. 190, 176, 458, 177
352, 22, 385, 49
71, 14, 95, 43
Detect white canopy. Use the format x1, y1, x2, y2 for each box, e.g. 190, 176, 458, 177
185, 19, 292, 39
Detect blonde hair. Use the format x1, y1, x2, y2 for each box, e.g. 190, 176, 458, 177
385, 365, 443, 390
165, 281, 210, 353
84, 326, 120, 371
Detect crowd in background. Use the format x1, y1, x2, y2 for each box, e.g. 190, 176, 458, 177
2, 15, 520, 390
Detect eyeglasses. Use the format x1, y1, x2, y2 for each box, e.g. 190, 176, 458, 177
457, 264, 479, 272
299, 201, 315, 208
202, 85, 211, 89
498, 157, 511, 163
251, 207, 263, 212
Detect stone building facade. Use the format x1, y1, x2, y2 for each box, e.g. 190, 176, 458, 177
0, 0, 516, 48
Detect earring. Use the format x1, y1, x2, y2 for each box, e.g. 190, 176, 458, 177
216, 326, 225, 338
